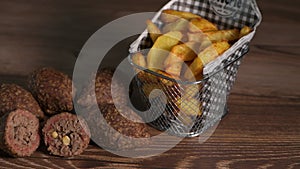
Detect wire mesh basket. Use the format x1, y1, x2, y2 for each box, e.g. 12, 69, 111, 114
128, 0, 262, 137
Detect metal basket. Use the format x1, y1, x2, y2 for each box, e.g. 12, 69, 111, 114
128, 0, 262, 137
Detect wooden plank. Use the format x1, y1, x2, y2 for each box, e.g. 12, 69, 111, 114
0, 0, 299, 168
231, 45, 300, 98
0, 102, 298, 168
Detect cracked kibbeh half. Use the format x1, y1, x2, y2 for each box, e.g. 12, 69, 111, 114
0, 109, 40, 157
42, 112, 90, 157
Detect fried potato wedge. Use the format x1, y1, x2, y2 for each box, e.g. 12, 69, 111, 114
164, 42, 198, 76
189, 18, 218, 33
132, 52, 147, 68
162, 18, 189, 33
168, 42, 198, 62
147, 31, 183, 70
164, 52, 183, 68
165, 62, 183, 77
200, 41, 230, 65
188, 33, 213, 51
199, 39, 213, 52
187, 32, 205, 42
205, 29, 240, 42
184, 41, 230, 80
155, 70, 180, 86
176, 97, 202, 116
183, 84, 201, 99
184, 56, 204, 80
132, 52, 147, 80
146, 20, 162, 42
160, 9, 201, 23
239, 26, 252, 38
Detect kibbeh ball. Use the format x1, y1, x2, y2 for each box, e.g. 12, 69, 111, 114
28, 67, 74, 114
0, 83, 44, 120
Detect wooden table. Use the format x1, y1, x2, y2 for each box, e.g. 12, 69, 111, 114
0, 0, 299, 168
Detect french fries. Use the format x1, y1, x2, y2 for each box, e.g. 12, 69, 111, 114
172, 42, 198, 61
189, 18, 218, 33
176, 97, 202, 116
147, 31, 183, 70
155, 70, 180, 86
199, 41, 230, 65
162, 18, 189, 33
240, 26, 252, 38
164, 53, 183, 77
184, 41, 230, 80
184, 56, 204, 80
132, 52, 147, 68
143, 10, 252, 81
165, 62, 183, 77
187, 32, 205, 42
164, 42, 198, 76
146, 20, 162, 42
132, 10, 253, 119
205, 29, 240, 42
184, 84, 201, 99
160, 9, 201, 23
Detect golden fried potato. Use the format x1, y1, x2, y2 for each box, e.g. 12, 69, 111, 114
160, 9, 201, 23
187, 32, 205, 42
142, 9, 248, 83
176, 97, 202, 116
137, 71, 159, 84
189, 18, 218, 33
188, 33, 213, 51
177, 115, 193, 125
239, 26, 252, 38
183, 84, 201, 99
156, 70, 180, 86
184, 56, 204, 81
132, 52, 147, 68
170, 42, 198, 62
146, 20, 162, 42
164, 42, 199, 76
184, 41, 230, 80
199, 39, 212, 52
164, 52, 183, 68
205, 29, 240, 42
162, 18, 189, 33
147, 31, 183, 70
132, 52, 147, 80
165, 61, 183, 77
200, 41, 230, 65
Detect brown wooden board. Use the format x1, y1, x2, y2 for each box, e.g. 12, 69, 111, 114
0, 0, 299, 168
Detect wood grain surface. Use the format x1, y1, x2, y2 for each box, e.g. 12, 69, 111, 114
0, 0, 299, 168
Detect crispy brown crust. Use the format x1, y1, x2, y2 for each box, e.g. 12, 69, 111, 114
85, 104, 150, 150
0, 109, 40, 157
0, 84, 44, 120
77, 68, 127, 108
28, 67, 74, 114
42, 112, 90, 157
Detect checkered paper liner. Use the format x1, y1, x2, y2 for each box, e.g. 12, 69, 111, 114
128, 0, 261, 137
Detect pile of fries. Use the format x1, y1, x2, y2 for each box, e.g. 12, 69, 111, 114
131, 9, 252, 120
132, 9, 252, 82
